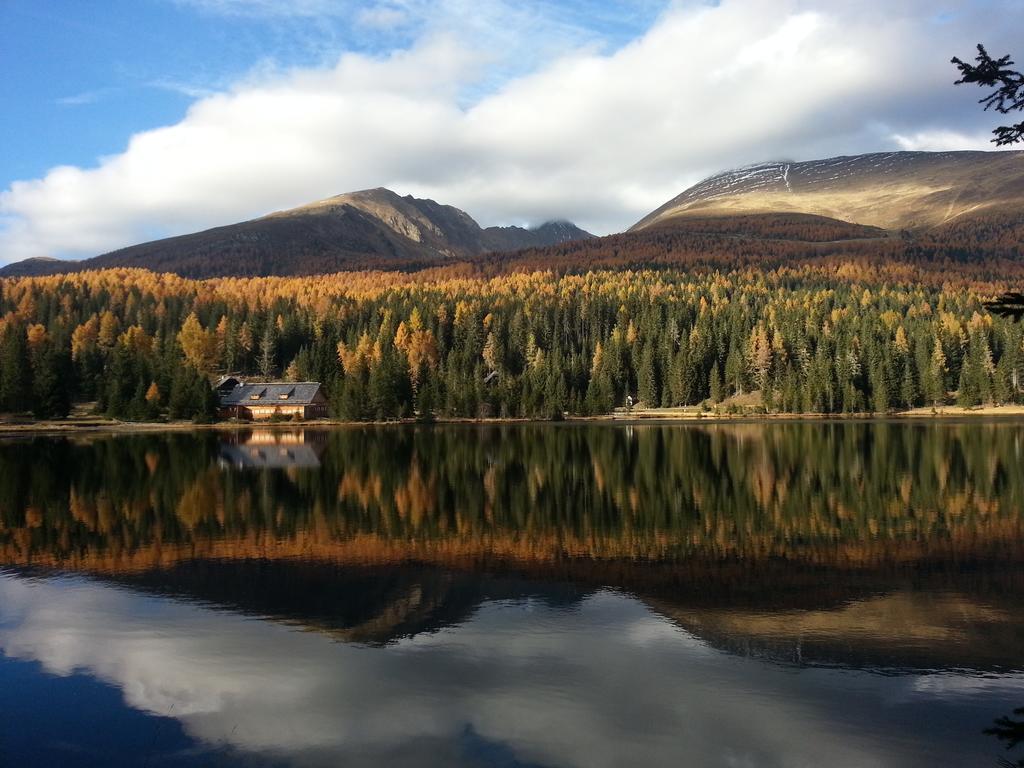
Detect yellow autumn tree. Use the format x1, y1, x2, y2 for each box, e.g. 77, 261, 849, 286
71, 315, 100, 360
177, 312, 217, 372
98, 311, 121, 348
26, 324, 48, 350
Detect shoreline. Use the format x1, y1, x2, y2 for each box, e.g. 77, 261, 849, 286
4, 405, 1024, 436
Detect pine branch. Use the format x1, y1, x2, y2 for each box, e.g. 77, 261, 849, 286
952, 44, 1024, 145
983, 292, 1024, 320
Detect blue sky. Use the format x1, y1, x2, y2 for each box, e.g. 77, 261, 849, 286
0, 0, 663, 186
2, 0, 307, 183
0, 0, 1020, 263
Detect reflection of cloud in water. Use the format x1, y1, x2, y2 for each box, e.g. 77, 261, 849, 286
911, 674, 1024, 697
1, 574, 1019, 767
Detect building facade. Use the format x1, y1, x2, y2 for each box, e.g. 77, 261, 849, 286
218, 382, 328, 421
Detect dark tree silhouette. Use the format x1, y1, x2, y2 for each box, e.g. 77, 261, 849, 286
952, 44, 1024, 146
985, 706, 1024, 767
984, 292, 1024, 321
955, 45, 1024, 320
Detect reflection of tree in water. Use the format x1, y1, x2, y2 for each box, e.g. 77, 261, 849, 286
987, 706, 1024, 767
2, 425, 1024, 672
3, 423, 1024, 568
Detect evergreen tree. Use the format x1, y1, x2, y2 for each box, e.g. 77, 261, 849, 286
637, 343, 657, 407
900, 359, 918, 410
0, 325, 31, 413
191, 372, 218, 423
258, 321, 276, 379
709, 362, 723, 404
31, 346, 72, 419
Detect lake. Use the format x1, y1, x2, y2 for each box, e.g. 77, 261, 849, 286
1, 422, 1023, 767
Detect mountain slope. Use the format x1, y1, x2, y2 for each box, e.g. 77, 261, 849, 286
0, 188, 593, 278
632, 150, 1024, 232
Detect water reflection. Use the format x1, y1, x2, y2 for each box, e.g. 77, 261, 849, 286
0, 423, 1023, 765
218, 429, 327, 470
3, 422, 1023, 567
1, 572, 1017, 768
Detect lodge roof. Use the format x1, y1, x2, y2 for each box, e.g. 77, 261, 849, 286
215, 375, 242, 391
219, 443, 323, 469
219, 382, 323, 406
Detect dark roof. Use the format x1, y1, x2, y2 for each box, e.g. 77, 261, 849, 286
215, 375, 243, 392
219, 443, 322, 469
220, 382, 323, 406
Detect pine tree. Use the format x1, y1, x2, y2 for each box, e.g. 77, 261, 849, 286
31, 347, 73, 419
168, 366, 193, 420
258, 322, 276, 379
0, 325, 31, 413
191, 372, 218, 423
929, 337, 948, 406
724, 344, 745, 397
637, 343, 657, 407
709, 362, 723, 405
368, 348, 412, 419
900, 359, 918, 410
103, 345, 136, 419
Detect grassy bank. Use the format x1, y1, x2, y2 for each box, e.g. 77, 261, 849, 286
5, 404, 1024, 437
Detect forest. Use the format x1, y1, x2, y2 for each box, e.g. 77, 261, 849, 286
1, 215, 1024, 421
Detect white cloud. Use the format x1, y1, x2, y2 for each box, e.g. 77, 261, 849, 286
55, 88, 118, 107
890, 129, 999, 152
1, 0, 1021, 263
146, 79, 220, 100
356, 4, 410, 30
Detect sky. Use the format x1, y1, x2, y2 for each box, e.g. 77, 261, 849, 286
0, 0, 1020, 265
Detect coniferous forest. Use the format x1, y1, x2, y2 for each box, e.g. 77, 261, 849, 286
2, 215, 1024, 424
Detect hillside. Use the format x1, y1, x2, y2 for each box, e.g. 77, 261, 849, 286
632, 150, 1024, 232
0, 188, 593, 278
3, 151, 1022, 280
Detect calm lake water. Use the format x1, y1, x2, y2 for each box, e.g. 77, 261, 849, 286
1, 422, 1023, 767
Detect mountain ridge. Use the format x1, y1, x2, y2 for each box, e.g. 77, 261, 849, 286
632, 150, 1024, 232
0, 187, 594, 278
3, 150, 1022, 279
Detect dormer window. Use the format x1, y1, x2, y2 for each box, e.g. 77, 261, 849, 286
250, 388, 267, 401
278, 387, 295, 400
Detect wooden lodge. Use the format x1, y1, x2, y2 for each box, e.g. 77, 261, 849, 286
218, 381, 328, 421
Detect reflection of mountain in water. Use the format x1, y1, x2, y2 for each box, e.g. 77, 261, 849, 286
56, 555, 1023, 674
650, 587, 1024, 672
218, 429, 327, 470
102, 559, 588, 646
3, 423, 1024, 674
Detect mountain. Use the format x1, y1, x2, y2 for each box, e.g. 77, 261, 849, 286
482, 220, 592, 251
0, 256, 66, 277
0, 188, 593, 278
632, 150, 1024, 232
5, 151, 1021, 280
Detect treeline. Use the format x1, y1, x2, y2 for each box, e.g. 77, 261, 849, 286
0, 264, 1020, 420
480, 211, 1024, 281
